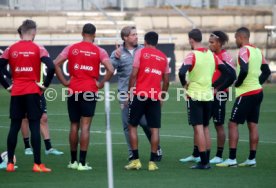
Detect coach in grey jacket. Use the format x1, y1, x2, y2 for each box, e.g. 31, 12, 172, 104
110, 26, 162, 161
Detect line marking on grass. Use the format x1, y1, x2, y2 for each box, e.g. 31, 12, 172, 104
54, 142, 126, 146
1, 125, 276, 144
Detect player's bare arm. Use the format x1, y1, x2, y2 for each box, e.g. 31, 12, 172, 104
97, 59, 114, 89
54, 55, 70, 87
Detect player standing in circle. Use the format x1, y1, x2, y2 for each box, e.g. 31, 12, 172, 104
125, 31, 169, 171
54, 23, 114, 171
208, 31, 236, 164
178, 29, 231, 169
110, 26, 162, 161
0, 19, 55, 172
216, 27, 271, 167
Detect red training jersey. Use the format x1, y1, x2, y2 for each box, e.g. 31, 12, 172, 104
212, 49, 236, 92
60, 41, 109, 93
133, 47, 170, 100
1, 40, 48, 96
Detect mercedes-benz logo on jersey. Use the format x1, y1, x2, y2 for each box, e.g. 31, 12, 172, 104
74, 64, 79, 70
12, 51, 18, 58
72, 49, 79, 55
143, 53, 150, 59
145, 67, 151, 73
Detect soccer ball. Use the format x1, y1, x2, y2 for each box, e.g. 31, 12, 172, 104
1, 151, 16, 164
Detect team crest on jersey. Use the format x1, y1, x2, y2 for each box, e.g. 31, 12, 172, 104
12, 51, 18, 58
143, 53, 150, 59
74, 64, 79, 70
72, 49, 79, 55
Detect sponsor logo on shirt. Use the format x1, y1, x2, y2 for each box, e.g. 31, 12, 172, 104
143, 53, 150, 59
151, 68, 162, 75
15, 66, 33, 72
13, 51, 35, 58
72, 49, 79, 55
152, 54, 165, 61
80, 50, 97, 56
145, 67, 151, 73
74, 64, 79, 70
73, 64, 93, 71
80, 65, 93, 71
12, 51, 18, 58
143, 53, 165, 61
144, 67, 161, 75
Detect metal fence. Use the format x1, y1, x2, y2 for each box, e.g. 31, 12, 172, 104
0, 0, 275, 10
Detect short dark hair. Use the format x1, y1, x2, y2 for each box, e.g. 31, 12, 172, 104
17, 25, 22, 35
210, 30, 229, 45
144, 31, 158, 46
82, 23, 96, 34
188, 29, 202, 42
120, 26, 136, 41
236, 27, 250, 38
21, 19, 36, 34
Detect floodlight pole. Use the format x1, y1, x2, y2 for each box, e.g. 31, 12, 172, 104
105, 82, 114, 188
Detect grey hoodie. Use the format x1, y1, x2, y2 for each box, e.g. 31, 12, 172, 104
110, 44, 143, 94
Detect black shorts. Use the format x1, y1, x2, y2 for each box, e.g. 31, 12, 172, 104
230, 91, 263, 124
67, 92, 97, 123
40, 93, 47, 113
10, 94, 42, 120
187, 98, 212, 127
212, 92, 228, 126
128, 95, 161, 128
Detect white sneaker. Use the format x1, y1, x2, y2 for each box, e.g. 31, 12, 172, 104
77, 163, 92, 171
179, 155, 201, 163
238, 159, 256, 167
25, 148, 33, 155
67, 161, 78, 169
216, 158, 238, 167
45, 148, 64, 155
0, 161, 7, 169
210, 156, 223, 164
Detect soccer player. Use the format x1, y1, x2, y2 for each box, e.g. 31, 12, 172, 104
179, 31, 236, 164
110, 26, 162, 161
124, 31, 169, 171
54, 23, 114, 170
178, 29, 230, 169
0, 19, 55, 172
216, 27, 271, 167
6, 25, 63, 156
208, 31, 236, 164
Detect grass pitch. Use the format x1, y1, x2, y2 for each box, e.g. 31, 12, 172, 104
0, 83, 276, 188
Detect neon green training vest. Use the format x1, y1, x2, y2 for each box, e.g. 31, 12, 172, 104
236, 45, 262, 97
187, 50, 215, 101
39, 64, 44, 84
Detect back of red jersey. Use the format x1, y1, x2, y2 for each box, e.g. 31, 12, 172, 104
134, 48, 169, 100
212, 49, 235, 92
1, 41, 47, 96
66, 42, 103, 93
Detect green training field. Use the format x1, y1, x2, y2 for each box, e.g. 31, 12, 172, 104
0, 83, 276, 188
